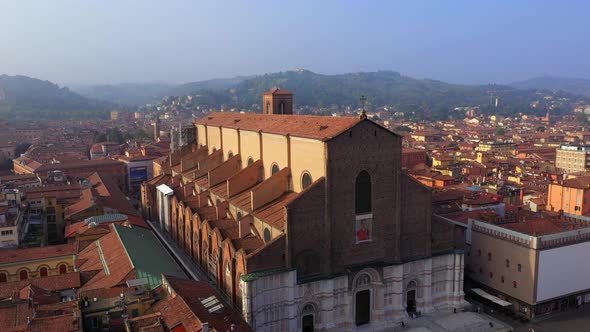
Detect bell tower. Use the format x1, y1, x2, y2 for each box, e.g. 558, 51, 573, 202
262, 88, 293, 115
153, 115, 160, 142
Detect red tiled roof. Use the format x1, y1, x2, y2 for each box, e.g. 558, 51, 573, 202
500, 219, 572, 236
252, 192, 299, 231
263, 88, 292, 96
0, 243, 77, 265
558, 177, 590, 189
88, 172, 140, 216
195, 112, 362, 141
77, 225, 134, 290
156, 276, 252, 332
0, 272, 81, 300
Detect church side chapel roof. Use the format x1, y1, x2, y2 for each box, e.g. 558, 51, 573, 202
195, 112, 362, 141
251, 191, 299, 231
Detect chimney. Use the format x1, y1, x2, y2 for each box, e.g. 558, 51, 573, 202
202, 322, 210, 332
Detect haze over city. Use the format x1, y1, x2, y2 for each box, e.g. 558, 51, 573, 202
1, 0, 590, 85
4, 1, 590, 331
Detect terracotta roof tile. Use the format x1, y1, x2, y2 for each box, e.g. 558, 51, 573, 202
195, 112, 361, 141
0, 272, 81, 300
0, 243, 77, 265
252, 192, 299, 231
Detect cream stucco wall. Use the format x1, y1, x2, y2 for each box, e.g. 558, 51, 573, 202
289, 137, 326, 193
196, 124, 207, 147
261, 133, 289, 180
468, 231, 536, 305
207, 126, 222, 154
221, 128, 240, 161
239, 130, 262, 169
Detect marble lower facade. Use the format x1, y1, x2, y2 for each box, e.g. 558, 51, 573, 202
241, 252, 465, 331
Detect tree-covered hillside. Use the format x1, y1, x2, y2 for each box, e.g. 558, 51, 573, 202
184, 70, 587, 119
0, 75, 111, 120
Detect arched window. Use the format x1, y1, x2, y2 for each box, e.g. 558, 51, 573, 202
247, 157, 254, 166
264, 228, 271, 242
271, 164, 280, 175
266, 102, 271, 114
279, 101, 285, 114
0, 273, 6, 283
505, 259, 510, 268
59, 264, 67, 274
236, 211, 243, 220
39, 267, 48, 277
228, 151, 234, 159
301, 172, 312, 190
19, 270, 28, 281
355, 171, 371, 214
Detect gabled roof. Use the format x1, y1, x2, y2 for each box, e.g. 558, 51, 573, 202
0, 243, 76, 266
0, 272, 81, 300
195, 112, 362, 141
263, 88, 292, 96
78, 224, 185, 290
155, 275, 252, 332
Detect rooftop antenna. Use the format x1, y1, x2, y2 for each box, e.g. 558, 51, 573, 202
359, 95, 367, 119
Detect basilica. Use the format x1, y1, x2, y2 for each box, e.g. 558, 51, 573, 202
141, 89, 464, 331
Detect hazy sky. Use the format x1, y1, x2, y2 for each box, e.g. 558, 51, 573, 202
1, 0, 589, 86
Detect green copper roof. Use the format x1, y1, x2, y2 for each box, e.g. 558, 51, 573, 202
114, 224, 186, 289
240, 268, 292, 282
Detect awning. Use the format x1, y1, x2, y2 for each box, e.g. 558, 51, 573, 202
471, 288, 512, 307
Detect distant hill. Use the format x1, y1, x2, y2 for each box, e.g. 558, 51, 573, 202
171, 76, 252, 96
72, 83, 172, 106
510, 76, 590, 97
0, 75, 112, 120
177, 70, 587, 119
73, 76, 252, 106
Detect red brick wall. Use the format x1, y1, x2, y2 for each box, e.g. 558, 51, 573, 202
400, 174, 432, 260
246, 234, 286, 272
286, 177, 328, 277
326, 120, 402, 271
